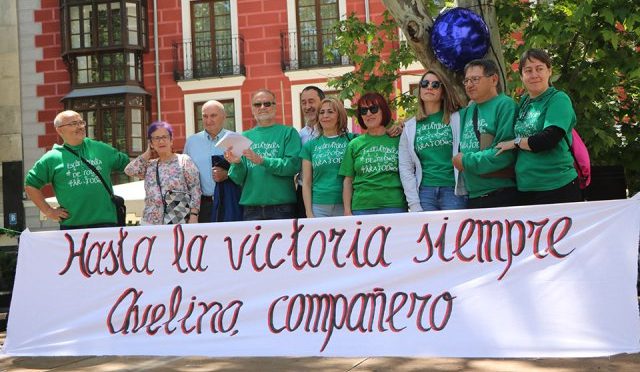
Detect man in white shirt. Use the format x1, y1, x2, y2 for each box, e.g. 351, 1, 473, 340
296, 86, 325, 217
185, 100, 231, 222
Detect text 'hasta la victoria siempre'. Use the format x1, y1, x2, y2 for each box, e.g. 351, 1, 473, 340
56, 215, 574, 352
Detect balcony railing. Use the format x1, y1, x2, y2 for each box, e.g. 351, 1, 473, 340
280, 30, 350, 71
173, 35, 245, 81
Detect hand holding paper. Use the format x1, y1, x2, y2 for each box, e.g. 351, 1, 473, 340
215, 132, 253, 157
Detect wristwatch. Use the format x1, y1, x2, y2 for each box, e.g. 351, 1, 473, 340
514, 136, 522, 149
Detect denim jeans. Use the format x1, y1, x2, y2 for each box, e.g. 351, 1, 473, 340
419, 186, 467, 211
352, 207, 406, 216
312, 203, 344, 218
243, 204, 295, 221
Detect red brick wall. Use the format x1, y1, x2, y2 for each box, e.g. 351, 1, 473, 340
237, 0, 290, 130
144, 0, 188, 148
34, 3, 66, 150
31, 0, 397, 152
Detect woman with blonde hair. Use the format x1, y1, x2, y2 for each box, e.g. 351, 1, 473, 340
299, 97, 354, 217
399, 69, 467, 212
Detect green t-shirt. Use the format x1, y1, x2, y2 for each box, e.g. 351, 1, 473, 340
299, 134, 352, 204
459, 94, 517, 198
228, 124, 301, 206
514, 87, 577, 191
415, 111, 455, 187
338, 134, 406, 211
25, 138, 130, 226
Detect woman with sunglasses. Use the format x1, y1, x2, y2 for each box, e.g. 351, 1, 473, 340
299, 97, 355, 217
399, 70, 467, 212
495, 49, 580, 205
339, 92, 407, 215
125, 121, 201, 224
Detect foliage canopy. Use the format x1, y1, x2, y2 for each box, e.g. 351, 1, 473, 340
327, 0, 640, 193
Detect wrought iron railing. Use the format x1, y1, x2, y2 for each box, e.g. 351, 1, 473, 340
280, 29, 350, 71
173, 35, 245, 80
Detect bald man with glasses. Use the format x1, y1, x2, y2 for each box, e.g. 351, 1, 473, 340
185, 99, 238, 222
25, 110, 130, 229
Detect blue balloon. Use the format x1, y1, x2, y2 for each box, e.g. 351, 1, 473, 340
431, 8, 490, 72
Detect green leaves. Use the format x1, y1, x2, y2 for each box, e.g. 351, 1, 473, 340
329, 1, 640, 192
327, 11, 417, 114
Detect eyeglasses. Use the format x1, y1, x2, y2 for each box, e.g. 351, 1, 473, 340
419, 80, 442, 89
252, 101, 276, 108
150, 135, 171, 142
462, 75, 493, 86
58, 120, 86, 128
358, 105, 380, 116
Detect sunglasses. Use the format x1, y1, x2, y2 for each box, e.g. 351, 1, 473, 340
358, 105, 380, 116
252, 101, 276, 108
420, 80, 442, 89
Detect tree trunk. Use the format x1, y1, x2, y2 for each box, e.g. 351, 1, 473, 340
382, 0, 508, 100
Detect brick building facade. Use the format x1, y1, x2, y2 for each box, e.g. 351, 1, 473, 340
16, 0, 425, 229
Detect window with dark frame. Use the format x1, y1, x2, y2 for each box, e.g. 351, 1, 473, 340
190, 0, 233, 78
68, 4, 93, 49
296, 0, 340, 68
63, 0, 147, 52
62, 1, 147, 88
194, 99, 237, 133
60, 0, 149, 181
67, 94, 148, 155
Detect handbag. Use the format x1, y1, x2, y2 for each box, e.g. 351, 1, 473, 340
110, 195, 127, 226
155, 161, 191, 224
63, 145, 127, 226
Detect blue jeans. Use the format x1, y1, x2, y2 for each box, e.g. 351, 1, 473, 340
419, 186, 467, 211
352, 207, 406, 215
312, 204, 344, 218
243, 204, 295, 221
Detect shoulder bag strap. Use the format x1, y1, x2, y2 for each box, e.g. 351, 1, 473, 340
63, 145, 114, 197
155, 161, 168, 211
179, 154, 188, 186
472, 105, 481, 142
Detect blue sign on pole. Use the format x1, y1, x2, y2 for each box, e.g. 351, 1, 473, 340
9, 212, 17, 226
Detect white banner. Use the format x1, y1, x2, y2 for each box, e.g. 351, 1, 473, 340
2, 197, 640, 357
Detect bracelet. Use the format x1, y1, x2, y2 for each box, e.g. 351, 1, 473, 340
190, 212, 199, 216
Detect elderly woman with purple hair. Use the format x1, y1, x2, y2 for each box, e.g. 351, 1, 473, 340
125, 121, 201, 225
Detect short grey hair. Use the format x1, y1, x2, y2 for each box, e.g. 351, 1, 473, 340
54, 110, 80, 127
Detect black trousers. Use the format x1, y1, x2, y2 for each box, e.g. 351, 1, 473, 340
519, 178, 582, 206
294, 184, 306, 218
243, 204, 295, 221
60, 222, 117, 230
467, 187, 519, 209
198, 195, 214, 223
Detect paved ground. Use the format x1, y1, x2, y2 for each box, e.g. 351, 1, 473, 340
1, 332, 640, 371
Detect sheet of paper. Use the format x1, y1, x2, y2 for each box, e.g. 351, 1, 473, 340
215, 132, 253, 157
